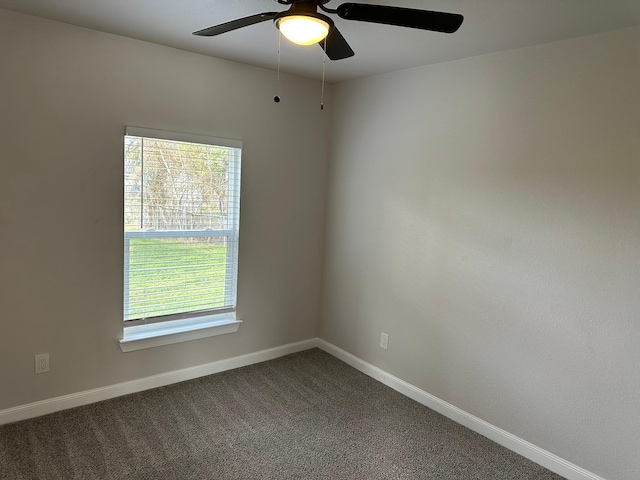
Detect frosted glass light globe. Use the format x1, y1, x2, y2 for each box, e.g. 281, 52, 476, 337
277, 15, 330, 46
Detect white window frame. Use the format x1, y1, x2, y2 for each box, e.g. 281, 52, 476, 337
119, 126, 242, 352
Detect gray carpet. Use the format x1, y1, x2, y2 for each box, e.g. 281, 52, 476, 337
0, 349, 564, 479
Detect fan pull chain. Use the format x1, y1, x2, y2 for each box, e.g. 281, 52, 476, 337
274, 30, 281, 103
320, 38, 326, 110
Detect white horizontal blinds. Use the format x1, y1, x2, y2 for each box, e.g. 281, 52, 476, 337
124, 127, 241, 324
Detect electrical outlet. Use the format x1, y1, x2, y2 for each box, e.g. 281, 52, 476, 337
379, 332, 389, 350
35, 354, 49, 374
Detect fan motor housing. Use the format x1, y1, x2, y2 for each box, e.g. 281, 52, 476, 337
274, 5, 335, 33
276, 0, 332, 5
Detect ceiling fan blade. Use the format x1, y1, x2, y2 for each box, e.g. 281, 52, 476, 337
193, 12, 278, 36
320, 26, 355, 60
336, 3, 463, 33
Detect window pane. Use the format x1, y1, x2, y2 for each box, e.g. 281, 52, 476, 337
125, 138, 234, 232
125, 236, 230, 321
124, 130, 241, 324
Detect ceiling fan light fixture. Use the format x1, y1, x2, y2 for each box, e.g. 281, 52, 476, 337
277, 15, 330, 45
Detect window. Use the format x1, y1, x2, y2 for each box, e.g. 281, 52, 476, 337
120, 127, 242, 351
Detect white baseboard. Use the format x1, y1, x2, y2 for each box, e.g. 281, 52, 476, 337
0, 338, 318, 426
0, 337, 605, 480
316, 339, 606, 480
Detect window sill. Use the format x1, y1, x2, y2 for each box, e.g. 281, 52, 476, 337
119, 314, 241, 352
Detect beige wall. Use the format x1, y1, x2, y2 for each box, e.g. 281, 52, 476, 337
0, 9, 328, 409
321, 27, 640, 480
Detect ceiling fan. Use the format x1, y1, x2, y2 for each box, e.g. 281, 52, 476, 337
193, 0, 464, 60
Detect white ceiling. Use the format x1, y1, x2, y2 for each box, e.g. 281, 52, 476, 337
1, 0, 640, 83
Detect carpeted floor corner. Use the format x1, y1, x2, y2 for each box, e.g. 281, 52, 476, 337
0, 348, 565, 479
